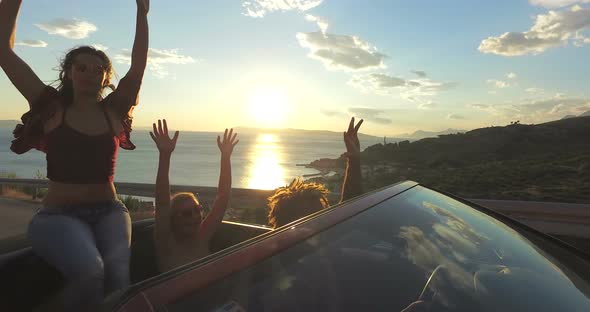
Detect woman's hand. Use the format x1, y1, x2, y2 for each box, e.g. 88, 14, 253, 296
343, 117, 363, 159
150, 119, 179, 155
136, 0, 150, 14
217, 128, 239, 159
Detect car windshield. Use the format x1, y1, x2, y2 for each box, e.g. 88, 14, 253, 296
166, 186, 590, 311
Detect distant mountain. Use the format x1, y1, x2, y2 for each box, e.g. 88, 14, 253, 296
580, 110, 590, 117
396, 128, 465, 140
0, 120, 18, 129
233, 126, 392, 142
133, 125, 395, 142
562, 115, 577, 120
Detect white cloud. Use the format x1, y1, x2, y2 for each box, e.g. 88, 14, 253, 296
530, 0, 590, 8
15, 40, 47, 48
447, 114, 466, 120
91, 43, 108, 51
401, 80, 457, 100
349, 73, 457, 104
418, 101, 436, 109
522, 96, 590, 119
470, 94, 590, 122
35, 18, 97, 39
296, 31, 387, 71
487, 79, 510, 88
507, 72, 518, 79
526, 87, 544, 93
363, 73, 406, 88
469, 103, 491, 109
305, 14, 328, 33
348, 107, 392, 124
115, 48, 196, 78
320, 107, 393, 124
243, 0, 323, 18
478, 5, 590, 56
319, 109, 347, 118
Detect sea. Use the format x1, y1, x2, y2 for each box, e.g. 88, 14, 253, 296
0, 127, 383, 190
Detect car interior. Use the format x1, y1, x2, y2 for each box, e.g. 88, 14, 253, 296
0, 219, 271, 311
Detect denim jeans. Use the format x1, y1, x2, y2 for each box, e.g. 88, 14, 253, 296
28, 200, 132, 311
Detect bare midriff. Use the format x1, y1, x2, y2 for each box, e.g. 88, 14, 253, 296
43, 181, 117, 208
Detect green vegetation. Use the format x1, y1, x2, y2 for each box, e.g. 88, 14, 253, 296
0, 170, 47, 200
118, 195, 144, 213
311, 117, 590, 203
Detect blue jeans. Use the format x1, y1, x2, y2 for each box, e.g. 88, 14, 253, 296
28, 200, 132, 311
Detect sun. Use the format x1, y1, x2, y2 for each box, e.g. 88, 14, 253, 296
248, 88, 289, 127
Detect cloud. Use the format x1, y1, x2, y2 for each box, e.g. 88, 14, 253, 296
242, 0, 323, 18
296, 31, 387, 71
115, 48, 196, 78
15, 40, 47, 48
487, 79, 510, 88
320, 107, 392, 124
305, 14, 328, 33
530, 0, 590, 8
411, 70, 427, 78
469, 103, 490, 109
419, 101, 437, 109
447, 114, 466, 120
507, 72, 518, 79
525, 87, 544, 93
349, 73, 457, 104
365, 73, 406, 88
522, 96, 590, 115
35, 18, 97, 39
478, 5, 590, 56
91, 43, 108, 51
347, 107, 392, 124
319, 109, 347, 118
470, 94, 590, 122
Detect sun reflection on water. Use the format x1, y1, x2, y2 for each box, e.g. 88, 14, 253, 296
247, 134, 287, 190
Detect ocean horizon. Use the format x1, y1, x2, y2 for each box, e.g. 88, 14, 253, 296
0, 128, 384, 190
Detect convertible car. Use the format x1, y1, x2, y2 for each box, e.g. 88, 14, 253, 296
2, 181, 590, 311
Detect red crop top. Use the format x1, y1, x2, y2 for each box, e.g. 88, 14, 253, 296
10, 76, 141, 183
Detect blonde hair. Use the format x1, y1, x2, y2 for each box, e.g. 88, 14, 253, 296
171, 192, 200, 210
267, 178, 330, 228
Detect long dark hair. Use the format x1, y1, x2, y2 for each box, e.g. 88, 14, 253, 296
56, 46, 115, 104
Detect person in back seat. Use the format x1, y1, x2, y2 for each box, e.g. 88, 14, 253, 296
267, 117, 364, 228
150, 119, 239, 273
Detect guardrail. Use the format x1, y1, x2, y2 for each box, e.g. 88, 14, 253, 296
1, 178, 589, 238
0, 178, 276, 211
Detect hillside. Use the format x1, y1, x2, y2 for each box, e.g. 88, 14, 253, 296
395, 128, 465, 141
310, 117, 590, 203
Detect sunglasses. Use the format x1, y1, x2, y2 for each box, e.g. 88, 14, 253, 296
172, 204, 203, 218
73, 63, 106, 75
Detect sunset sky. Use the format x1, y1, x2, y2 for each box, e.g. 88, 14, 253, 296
1, 0, 589, 136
